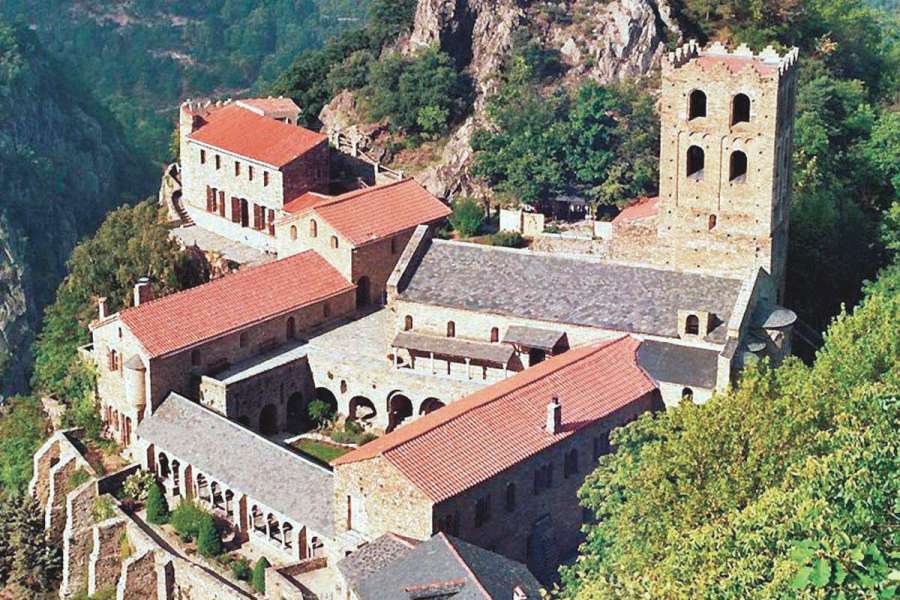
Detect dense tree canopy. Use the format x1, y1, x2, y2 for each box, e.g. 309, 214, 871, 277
560, 257, 900, 597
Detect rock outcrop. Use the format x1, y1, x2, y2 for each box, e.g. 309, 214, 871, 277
320, 0, 680, 199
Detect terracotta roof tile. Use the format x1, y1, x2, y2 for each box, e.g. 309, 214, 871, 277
120, 251, 353, 358
283, 191, 331, 214
188, 103, 326, 168
304, 180, 450, 246
612, 196, 659, 225
333, 337, 658, 501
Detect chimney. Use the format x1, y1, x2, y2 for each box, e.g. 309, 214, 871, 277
513, 586, 528, 600
133, 277, 153, 307
98, 297, 109, 320
546, 396, 562, 434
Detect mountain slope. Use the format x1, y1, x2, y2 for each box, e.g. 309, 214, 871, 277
0, 20, 153, 392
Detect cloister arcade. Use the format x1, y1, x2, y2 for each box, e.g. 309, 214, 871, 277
146, 444, 320, 561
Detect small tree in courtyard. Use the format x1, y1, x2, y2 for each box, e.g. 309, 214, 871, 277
251, 556, 270, 593
449, 197, 484, 238
307, 399, 335, 429
196, 513, 221, 557
145, 481, 169, 524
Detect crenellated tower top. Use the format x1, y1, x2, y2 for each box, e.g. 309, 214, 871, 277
665, 39, 799, 79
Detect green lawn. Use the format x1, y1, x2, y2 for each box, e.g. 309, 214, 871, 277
293, 439, 349, 463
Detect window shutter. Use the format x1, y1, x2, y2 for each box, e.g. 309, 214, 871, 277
267, 209, 275, 235
218, 191, 226, 217
231, 197, 241, 223
206, 186, 213, 211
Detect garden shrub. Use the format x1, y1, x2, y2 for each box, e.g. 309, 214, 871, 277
449, 198, 484, 237
145, 482, 169, 525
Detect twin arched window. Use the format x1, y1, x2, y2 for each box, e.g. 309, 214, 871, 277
689, 90, 751, 124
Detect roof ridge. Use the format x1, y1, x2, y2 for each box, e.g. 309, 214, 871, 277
332, 337, 630, 466
440, 534, 492, 600
314, 178, 414, 210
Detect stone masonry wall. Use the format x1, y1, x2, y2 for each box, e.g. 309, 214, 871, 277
61, 481, 99, 597
89, 517, 129, 595
117, 550, 159, 600
274, 210, 354, 280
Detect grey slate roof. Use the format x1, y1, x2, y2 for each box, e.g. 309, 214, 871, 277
392, 331, 516, 364
349, 533, 543, 600
637, 339, 720, 389
399, 241, 743, 343
137, 393, 334, 536
336, 533, 419, 591
502, 325, 567, 351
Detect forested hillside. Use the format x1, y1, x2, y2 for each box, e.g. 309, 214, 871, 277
0, 20, 152, 392
1, 0, 369, 163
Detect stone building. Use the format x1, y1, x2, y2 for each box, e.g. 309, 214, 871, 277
609, 41, 799, 297
179, 99, 329, 253
84, 251, 356, 445
331, 337, 663, 582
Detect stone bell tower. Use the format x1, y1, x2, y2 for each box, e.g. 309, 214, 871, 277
655, 40, 799, 298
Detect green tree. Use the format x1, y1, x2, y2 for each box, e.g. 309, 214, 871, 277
306, 399, 336, 428
367, 0, 417, 47
449, 198, 485, 238
559, 259, 900, 598
196, 514, 221, 558
145, 481, 170, 525
0, 494, 61, 593
0, 396, 49, 493
251, 556, 270, 593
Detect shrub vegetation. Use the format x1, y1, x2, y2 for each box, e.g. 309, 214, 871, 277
449, 198, 485, 238
145, 482, 170, 525
251, 556, 270, 593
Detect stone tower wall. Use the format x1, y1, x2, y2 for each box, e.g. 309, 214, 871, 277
656, 41, 798, 295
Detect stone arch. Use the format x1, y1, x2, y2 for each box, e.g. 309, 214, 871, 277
356, 276, 371, 308
251, 505, 265, 533
729, 150, 748, 182
682, 387, 694, 402
732, 93, 751, 124
310, 536, 324, 558
259, 404, 278, 435
686, 145, 705, 180
419, 398, 446, 416
196, 473, 210, 503
387, 392, 413, 432
171, 459, 181, 490
689, 89, 707, 119
210, 481, 224, 509
349, 396, 377, 422
314, 387, 338, 415
282, 522, 294, 550
157, 452, 170, 480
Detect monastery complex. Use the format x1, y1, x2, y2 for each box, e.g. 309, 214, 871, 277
34, 41, 800, 599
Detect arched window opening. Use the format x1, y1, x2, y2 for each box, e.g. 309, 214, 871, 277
682, 387, 694, 402
490, 327, 499, 343
689, 90, 707, 120
732, 93, 751, 124
239, 332, 248, 348
330, 236, 339, 249
686, 146, 705, 180
685, 314, 700, 336
290, 225, 298, 240
708, 214, 718, 231
404, 315, 413, 331
309, 219, 318, 238
446, 321, 456, 338
729, 150, 748, 182
505, 483, 517, 512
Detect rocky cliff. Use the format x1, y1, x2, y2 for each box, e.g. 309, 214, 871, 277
320, 0, 680, 198
0, 21, 151, 393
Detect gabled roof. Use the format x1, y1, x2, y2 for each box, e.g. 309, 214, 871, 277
119, 251, 353, 358
612, 196, 658, 225
333, 337, 658, 501
286, 179, 450, 247
391, 331, 516, 365
137, 393, 334, 536
636, 339, 720, 389
344, 533, 543, 600
188, 103, 326, 168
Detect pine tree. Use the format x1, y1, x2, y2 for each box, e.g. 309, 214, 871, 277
196, 514, 221, 558
251, 556, 270, 593
4, 495, 60, 593
145, 481, 169, 525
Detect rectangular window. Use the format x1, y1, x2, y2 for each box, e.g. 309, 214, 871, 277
200, 149, 206, 164
215, 154, 221, 170
210, 187, 218, 212
253, 204, 264, 230
263, 171, 269, 187
231, 197, 241, 223
206, 186, 214, 212
267, 209, 275, 236
248, 165, 254, 181
475, 494, 492, 528
234, 161, 241, 177
218, 191, 226, 217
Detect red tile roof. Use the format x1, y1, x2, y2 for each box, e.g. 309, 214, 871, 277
188, 104, 326, 168
120, 251, 353, 358
333, 337, 658, 501
283, 191, 330, 214
613, 196, 659, 225
695, 54, 778, 76
311, 179, 450, 247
